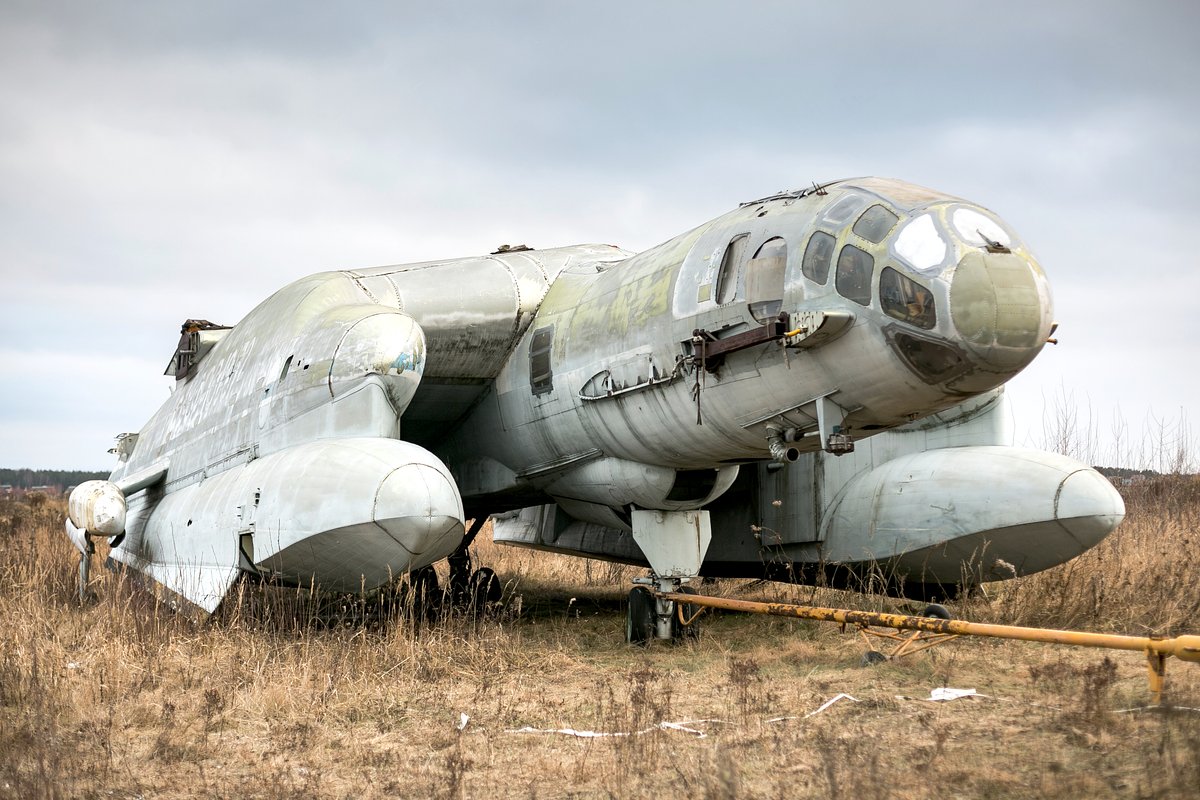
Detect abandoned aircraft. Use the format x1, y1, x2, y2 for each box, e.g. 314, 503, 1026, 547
65, 177, 1124, 641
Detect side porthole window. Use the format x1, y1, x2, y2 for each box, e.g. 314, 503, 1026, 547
530, 326, 554, 396
853, 205, 899, 243
715, 233, 749, 305
746, 236, 787, 323
836, 245, 874, 306
801, 231, 835, 284
279, 355, 294, 382
880, 267, 936, 329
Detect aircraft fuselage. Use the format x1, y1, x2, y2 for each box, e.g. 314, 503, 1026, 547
69, 177, 1121, 614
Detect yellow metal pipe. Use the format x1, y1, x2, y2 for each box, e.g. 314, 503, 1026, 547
658, 591, 1200, 701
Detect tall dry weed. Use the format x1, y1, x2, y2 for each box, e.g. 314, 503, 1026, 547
976, 476, 1200, 632
2, 486, 1199, 799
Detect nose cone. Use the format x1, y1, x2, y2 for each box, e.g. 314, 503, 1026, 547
949, 250, 1053, 389
374, 460, 466, 561
1056, 468, 1126, 547
330, 311, 426, 413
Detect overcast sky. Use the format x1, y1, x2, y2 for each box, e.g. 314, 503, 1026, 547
1, 1, 1196, 471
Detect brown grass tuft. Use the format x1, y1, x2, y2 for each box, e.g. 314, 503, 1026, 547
2, 483, 1199, 798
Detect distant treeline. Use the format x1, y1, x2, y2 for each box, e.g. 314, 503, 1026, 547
1094, 466, 1166, 480
0, 468, 110, 489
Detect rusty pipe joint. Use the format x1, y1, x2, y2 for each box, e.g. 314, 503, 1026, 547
766, 424, 801, 464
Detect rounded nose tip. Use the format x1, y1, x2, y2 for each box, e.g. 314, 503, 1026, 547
950, 250, 1052, 374
374, 462, 465, 560
1056, 468, 1126, 546
330, 312, 426, 411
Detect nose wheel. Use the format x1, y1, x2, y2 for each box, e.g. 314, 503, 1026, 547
466, 566, 502, 612
447, 517, 503, 615
625, 579, 703, 645
673, 585, 701, 640
624, 509, 713, 645
625, 586, 655, 645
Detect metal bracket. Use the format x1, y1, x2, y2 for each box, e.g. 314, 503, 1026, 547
783, 310, 855, 350
630, 509, 712, 578
815, 394, 854, 455
692, 313, 790, 374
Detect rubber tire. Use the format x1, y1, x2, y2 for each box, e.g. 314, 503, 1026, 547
468, 567, 502, 612
447, 551, 473, 606
861, 650, 888, 666
923, 603, 952, 620
671, 585, 700, 640
625, 586, 655, 646
409, 566, 442, 622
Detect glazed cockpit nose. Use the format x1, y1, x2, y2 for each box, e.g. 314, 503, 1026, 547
949, 250, 1052, 375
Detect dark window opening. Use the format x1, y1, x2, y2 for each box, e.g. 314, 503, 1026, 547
880, 267, 936, 329
892, 331, 967, 384
801, 231, 835, 284
665, 469, 719, 502
530, 326, 554, 396
854, 206, 902, 244
715, 234, 749, 305
279, 355, 294, 382
836, 245, 874, 306
853, 204, 899, 243
746, 236, 788, 322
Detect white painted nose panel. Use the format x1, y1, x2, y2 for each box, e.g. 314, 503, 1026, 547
1055, 467, 1126, 545
374, 459, 466, 561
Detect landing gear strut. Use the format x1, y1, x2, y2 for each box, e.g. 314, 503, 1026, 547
623, 509, 712, 645
78, 539, 95, 604
447, 517, 502, 614
625, 577, 702, 645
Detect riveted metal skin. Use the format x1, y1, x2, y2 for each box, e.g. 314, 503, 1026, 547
75, 178, 1117, 617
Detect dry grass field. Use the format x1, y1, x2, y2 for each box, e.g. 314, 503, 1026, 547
2, 479, 1199, 799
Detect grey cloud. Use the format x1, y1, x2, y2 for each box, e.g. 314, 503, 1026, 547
1, 1, 1196, 467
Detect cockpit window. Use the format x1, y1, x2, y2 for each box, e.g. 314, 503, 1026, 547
892, 213, 948, 273
836, 245, 873, 306
853, 205, 899, 244
801, 231, 835, 284
823, 193, 868, 226
753, 237, 786, 260
892, 331, 966, 384
880, 267, 936, 329
715, 233, 749, 305
746, 237, 787, 322
952, 207, 1012, 250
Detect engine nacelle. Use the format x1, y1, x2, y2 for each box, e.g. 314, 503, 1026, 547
542, 457, 738, 531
